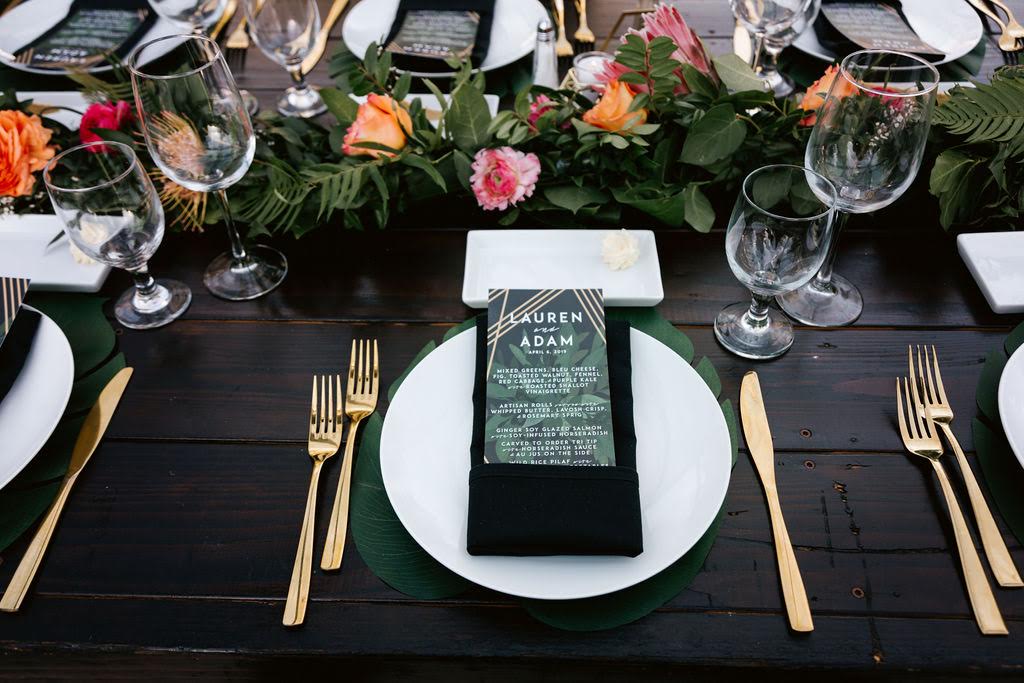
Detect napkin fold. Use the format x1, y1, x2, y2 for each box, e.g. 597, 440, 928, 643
0, 308, 40, 404
467, 316, 644, 557
813, 0, 941, 59
383, 0, 496, 72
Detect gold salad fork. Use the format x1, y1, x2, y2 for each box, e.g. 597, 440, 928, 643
552, 0, 574, 57
321, 340, 379, 571
573, 0, 595, 46
896, 376, 1007, 635
990, 0, 1024, 41
283, 374, 342, 627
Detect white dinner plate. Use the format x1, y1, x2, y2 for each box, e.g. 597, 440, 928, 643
0, 306, 75, 491
0, 0, 182, 75
380, 326, 732, 600
793, 0, 984, 66
342, 0, 550, 77
999, 344, 1024, 471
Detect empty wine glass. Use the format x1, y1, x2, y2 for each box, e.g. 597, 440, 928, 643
729, 0, 806, 90
778, 49, 939, 327
43, 141, 191, 329
715, 164, 837, 360
244, 0, 326, 118
129, 34, 288, 300
761, 0, 820, 96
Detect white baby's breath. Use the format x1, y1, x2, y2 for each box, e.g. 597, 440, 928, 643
601, 229, 640, 271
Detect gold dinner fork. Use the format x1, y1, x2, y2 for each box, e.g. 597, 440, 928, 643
910, 346, 1023, 588
552, 0, 574, 57
573, 0, 595, 45
990, 0, 1024, 40
320, 339, 379, 571
283, 374, 342, 627
896, 376, 1007, 635
966, 0, 1021, 51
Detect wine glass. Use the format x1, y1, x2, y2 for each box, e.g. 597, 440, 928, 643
729, 0, 806, 88
715, 164, 837, 360
244, 0, 326, 118
778, 49, 939, 327
43, 141, 192, 330
129, 34, 288, 301
761, 0, 820, 97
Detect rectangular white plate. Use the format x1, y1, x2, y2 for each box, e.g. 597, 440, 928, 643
462, 229, 664, 308
0, 214, 110, 292
19, 90, 87, 129
958, 232, 1024, 314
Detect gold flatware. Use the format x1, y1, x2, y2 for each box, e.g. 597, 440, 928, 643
573, 0, 595, 45
552, 0, 574, 57
1, 0, 23, 15
740, 371, 814, 633
910, 346, 1023, 588
0, 368, 133, 613
210, 0, 237, 41
966, 0, 1021, 51
300, 0, 350, 75
990, 0, 1024, 40
224, 4, 252, 73
320, 339, 379, 571
283, 374, 342, 626
896, 374, 1007, 635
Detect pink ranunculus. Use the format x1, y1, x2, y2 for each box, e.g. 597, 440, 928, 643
600, 3, 717, 96
470, 147, 540, 212
527, 94, 557, 129
79, 100, 134, 149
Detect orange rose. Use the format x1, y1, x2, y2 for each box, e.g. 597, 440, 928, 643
799, 65, 857, 126
583, 80, 647, 133
342, 94, 412, 158
0, 110, 55, 198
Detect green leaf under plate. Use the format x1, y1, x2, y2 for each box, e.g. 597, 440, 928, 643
976, 349, 1007, 425
1006, 321, 1024, 356
27, 294, 115, 379
973, 418, 1024, 545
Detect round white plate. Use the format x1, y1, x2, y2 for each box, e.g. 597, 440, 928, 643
380, 327, 732, 601
0, 306, 74, 491
998, 343, 1024, 471
793, 0, 983, 66
0, 0, 181, 75
342, 0, 550, 77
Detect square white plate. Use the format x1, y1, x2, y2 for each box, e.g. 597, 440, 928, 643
0, 214, 110, 292
957, 232, 1024, 314
462, 230, 664, 308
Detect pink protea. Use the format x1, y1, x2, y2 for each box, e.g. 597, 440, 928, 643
527, 94, 557, 129
600, 3, 717, 96
470, 147, 540, 211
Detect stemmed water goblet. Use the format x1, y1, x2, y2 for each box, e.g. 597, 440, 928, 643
243, 0, 326, 118
729, 0, 808, 93
129, 34, 288, 300
777, 49, 940, 327
760, 0, 820, 97
43, 141, 192, 329
715, 164, 837, 360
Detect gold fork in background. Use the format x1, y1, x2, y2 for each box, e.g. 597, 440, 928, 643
990, 0, 1024, 41
573, 0, 595, 46
552, 0, 574, 57
966, 0, 1021, 51
224, 5, 251, 74
321, 340, 379, 571
209, 0, 237, 41
910, 346, 1023, 588
895, 376, 1007, 635
283, 374, 342, 627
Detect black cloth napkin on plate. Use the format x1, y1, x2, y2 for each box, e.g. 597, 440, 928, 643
383, 0, 496, 73
813, 0, 941, 59
467, 315, 644, 557
0, 308, 41, 404
16, 0, 156, 69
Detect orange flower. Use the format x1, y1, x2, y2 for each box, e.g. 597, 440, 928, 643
342, 94, 412, 158
0, 110, 55, 197
799, 65, 857, 126
583, 80, 647, 133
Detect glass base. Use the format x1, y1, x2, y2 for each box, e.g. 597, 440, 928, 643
278, 86, 326, 118
759, 69, 794, 97
714, 301, 794, 360
240, 89, 260, 117
777, 273, 863, 327
204, 245, 288, 301
115, 279, 192, 330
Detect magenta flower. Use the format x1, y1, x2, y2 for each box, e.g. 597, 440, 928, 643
600, 3, 717, 96
470, 147, 541, 211
527, 94, 557, 129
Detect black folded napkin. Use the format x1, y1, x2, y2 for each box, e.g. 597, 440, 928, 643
813, 0, 942, 59
383, 0, 496, 73
0, 308, 40, 404
467, 315, 644, 557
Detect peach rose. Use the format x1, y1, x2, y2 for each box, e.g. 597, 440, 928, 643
582, 80, 647, 133
0, 110, 55, 197
342, 94, 412, 158
799, 65, 857, 126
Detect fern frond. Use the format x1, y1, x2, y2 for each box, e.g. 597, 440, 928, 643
933, 74, 1024, 147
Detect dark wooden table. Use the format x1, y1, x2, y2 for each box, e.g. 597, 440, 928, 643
2, 1, 1024, 679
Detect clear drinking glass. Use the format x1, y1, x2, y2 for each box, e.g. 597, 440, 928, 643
129, 34, 288, 300
244, 0, 326, 118
729, 0, 805, 91
715, 164, 837, 360
778, 49, 939, 327
760, 0, 820, 97
43, 141, 192, 329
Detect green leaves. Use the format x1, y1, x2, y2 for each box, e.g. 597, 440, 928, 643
445, 81, 493, 153
680, 104, 747, 165
933, 74, 1024, 147
320, 87, 359, 126
612, 183, 688, 227
682, 183, 715, 232
711, 53, 766, 93
929, 148, 987, 229
544, 185, 610, 213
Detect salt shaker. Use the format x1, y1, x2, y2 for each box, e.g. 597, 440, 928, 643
532, 19, 559, 89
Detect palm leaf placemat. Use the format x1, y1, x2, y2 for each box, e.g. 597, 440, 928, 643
350, 309, 738, 631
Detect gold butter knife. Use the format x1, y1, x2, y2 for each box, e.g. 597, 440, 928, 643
740, 371, 814, 633
301, 0, 350, 75
0, 367, 133, 613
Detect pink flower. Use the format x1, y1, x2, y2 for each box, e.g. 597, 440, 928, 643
470, 147, 540, 211
527, 95, 557, 129
79, 100, 134, 150
600, 3, 717, 96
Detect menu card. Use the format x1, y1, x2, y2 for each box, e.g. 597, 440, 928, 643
1, 277, 30, 346
820, 2, 942, 55
385, 10, 480, 62
484, 288, 616, 466
15, 5, 151, 69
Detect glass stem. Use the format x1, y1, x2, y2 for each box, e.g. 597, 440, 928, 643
762, 43, 782, 80
131, 265, 158, 301
744, 292, 773, 330
215, 189, 249, 265
287, 64, 309, 92
751, 33, 765, 71
813, 210, 849, 290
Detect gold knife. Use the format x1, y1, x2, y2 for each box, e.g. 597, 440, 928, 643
300, 0, 350, 75
210, 0, 238, 42
740, 371, 814, 633
0, 367, 134, 613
